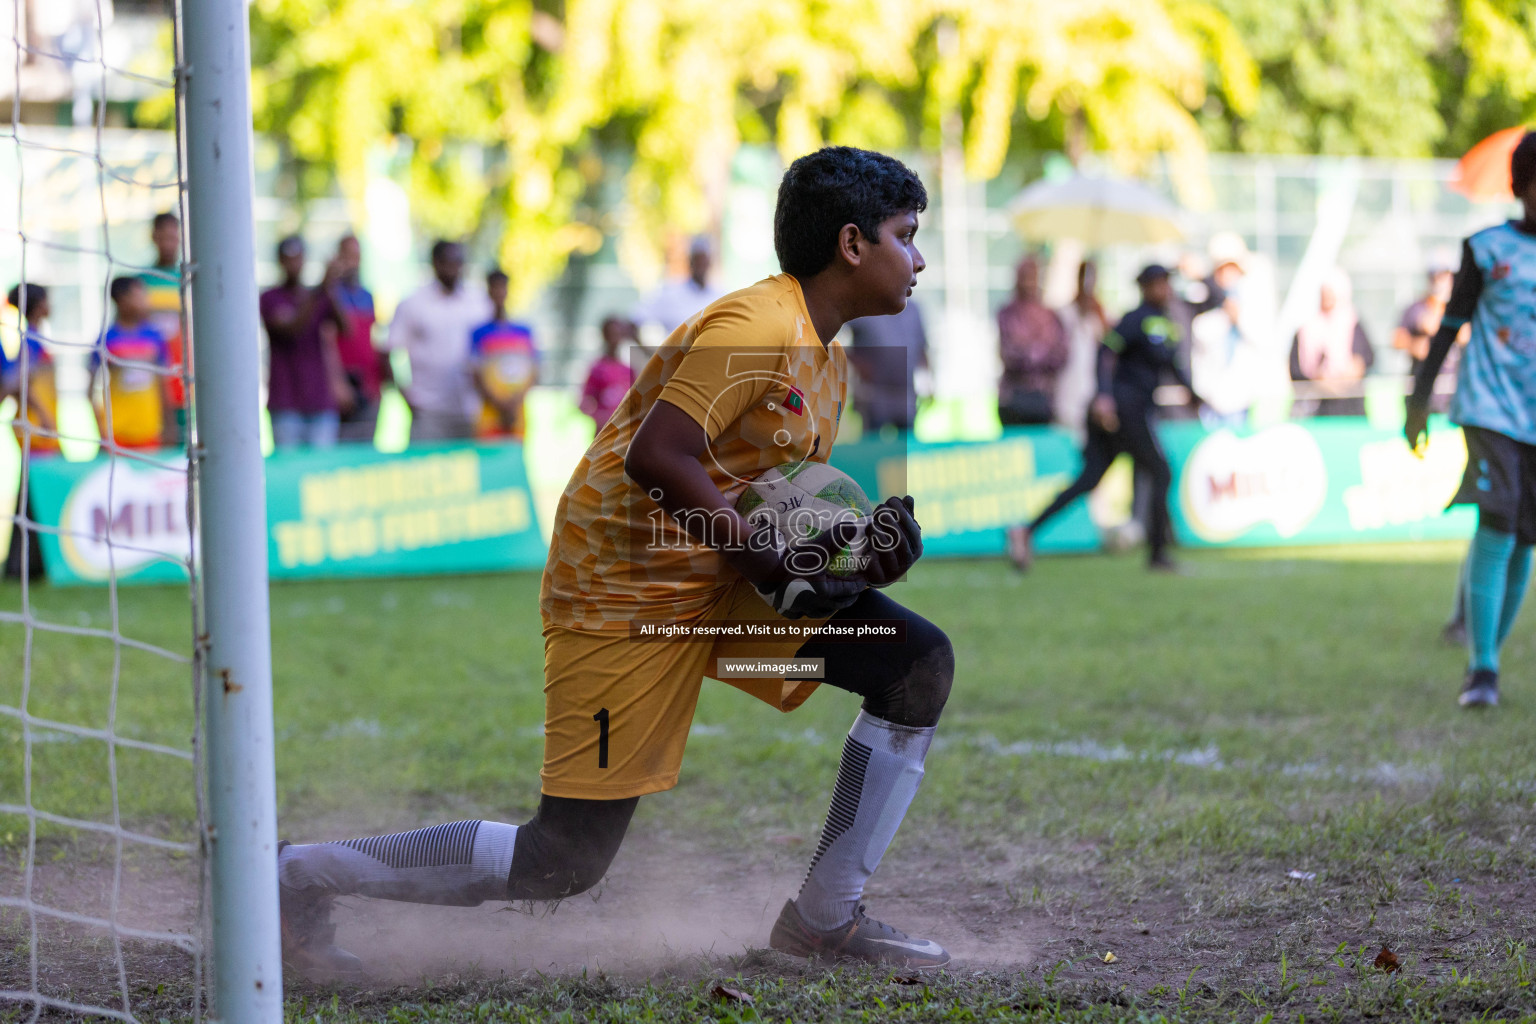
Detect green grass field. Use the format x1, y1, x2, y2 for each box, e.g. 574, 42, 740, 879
10, 542, 1536, 1021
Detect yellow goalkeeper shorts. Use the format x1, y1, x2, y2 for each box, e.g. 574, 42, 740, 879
539, 580, 829, 800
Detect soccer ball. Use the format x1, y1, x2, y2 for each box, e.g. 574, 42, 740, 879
736, 462, 874, 578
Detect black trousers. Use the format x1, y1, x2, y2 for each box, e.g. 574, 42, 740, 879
507, 588, 954, 900
4, 470, 43, 581
1029, 404, 1172, 562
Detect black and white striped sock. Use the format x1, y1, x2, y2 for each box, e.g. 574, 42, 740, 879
794, 712, 934, 931
279, 820, 518, 907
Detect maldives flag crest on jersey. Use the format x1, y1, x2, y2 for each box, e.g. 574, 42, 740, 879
783, 385, 805, 415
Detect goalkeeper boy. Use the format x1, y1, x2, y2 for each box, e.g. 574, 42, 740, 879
277, 146, 955, 975
1407, 131, 1536, 709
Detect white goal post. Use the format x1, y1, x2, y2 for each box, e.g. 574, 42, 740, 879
181, 0, 283, 1019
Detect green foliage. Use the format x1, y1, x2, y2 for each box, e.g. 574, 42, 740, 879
246, 0, 1253, 300
1201, 0, 1446, 157
1442, 0, 1536, 153
1203, 0, 1536, 159
176, 0, 1536, 298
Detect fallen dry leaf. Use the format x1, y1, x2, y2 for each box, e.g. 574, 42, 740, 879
1373, 946, 1401, 973
892, 975, 927, 986
711, 985, 755, 1004
1103, 951, 1118, 963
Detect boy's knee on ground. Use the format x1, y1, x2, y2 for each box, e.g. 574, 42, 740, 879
506, 795, 637, 901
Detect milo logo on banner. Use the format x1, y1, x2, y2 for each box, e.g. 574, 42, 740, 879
57, 462, 193, 580
1179, 425, 1327, 542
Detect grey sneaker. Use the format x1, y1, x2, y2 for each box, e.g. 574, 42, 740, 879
1459, 668, 1499, 709
768, 899, 950, 969
278, 841, 365, 981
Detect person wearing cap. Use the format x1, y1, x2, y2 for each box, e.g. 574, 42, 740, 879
1190, 246, 1260, 429
1163, 248, 1231, 408
1406, 131, 1536, 710
1008, 264, 1199, 573
632, 236, 725, 337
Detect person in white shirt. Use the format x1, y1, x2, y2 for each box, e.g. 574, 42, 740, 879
1191, 252, 1260, 429
632, 236, 724, 337
385, 240, 494, 442
1054, 260, 1108, 435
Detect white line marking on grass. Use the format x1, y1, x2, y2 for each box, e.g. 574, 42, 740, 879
974, 734, 1223, 767
973, 733, 1445, 786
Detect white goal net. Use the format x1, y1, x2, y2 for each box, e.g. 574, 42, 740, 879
0, 0, 206, 1018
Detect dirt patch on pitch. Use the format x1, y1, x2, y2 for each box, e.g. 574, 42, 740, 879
0, 841, 199, 1016
325, 828, 1050, 983
6, 827, 1536, 1008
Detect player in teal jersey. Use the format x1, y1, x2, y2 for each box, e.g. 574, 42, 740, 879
1407, 132, 1536, 708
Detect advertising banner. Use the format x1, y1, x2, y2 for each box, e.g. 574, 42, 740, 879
22, 419, 1473, 586
829, 417, 1474, 558
27, 443, 545, 586
1161, 419, 1474, 547
829, 430, 1100, 557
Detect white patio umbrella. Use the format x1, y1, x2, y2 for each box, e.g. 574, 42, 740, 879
1007, 175, 1186, 247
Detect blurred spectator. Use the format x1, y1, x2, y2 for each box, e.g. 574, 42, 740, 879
1055, 261, 1107, 431
141, 212, 187, 445
1122, 238, 1240, 539
91, 276, 174, 451
580, 316, 638, 430
469, 269, 539, 442
633, 236, 723, 336
1163, 246, 1231, 412
332, 234, 390, 443
260, 236, 351, 450
1191, 251, 1260, 429
847, 299, 927, 433
1394, 259, 1461, 414
1206, 235, 1250, 304
3, 283, 56, 580
1009, 265, 1196, 573
386, 240, 494, 443
1290, 268, 1374, 417
997, 256, 1068, 426
3, 283, 58, 457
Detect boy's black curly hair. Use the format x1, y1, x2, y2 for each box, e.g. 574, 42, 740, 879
109, 275, 143, 304
1513, 132, 1536, 198
7, 282, 46, 311
774, 147, 927, 278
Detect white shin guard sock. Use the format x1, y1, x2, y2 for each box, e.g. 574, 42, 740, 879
794, 711, 934, 931
279, 820, 518, 907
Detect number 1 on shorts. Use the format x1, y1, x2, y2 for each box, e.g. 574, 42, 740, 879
593, 708, 610, 769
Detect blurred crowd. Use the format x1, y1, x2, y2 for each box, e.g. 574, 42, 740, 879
0, 210, 1472, 580
987, 242, 1464, 434
0, 213, 1469, 470
0, 218, 734, 460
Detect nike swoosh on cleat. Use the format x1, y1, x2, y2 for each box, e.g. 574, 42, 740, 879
863, 937, 947, 955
